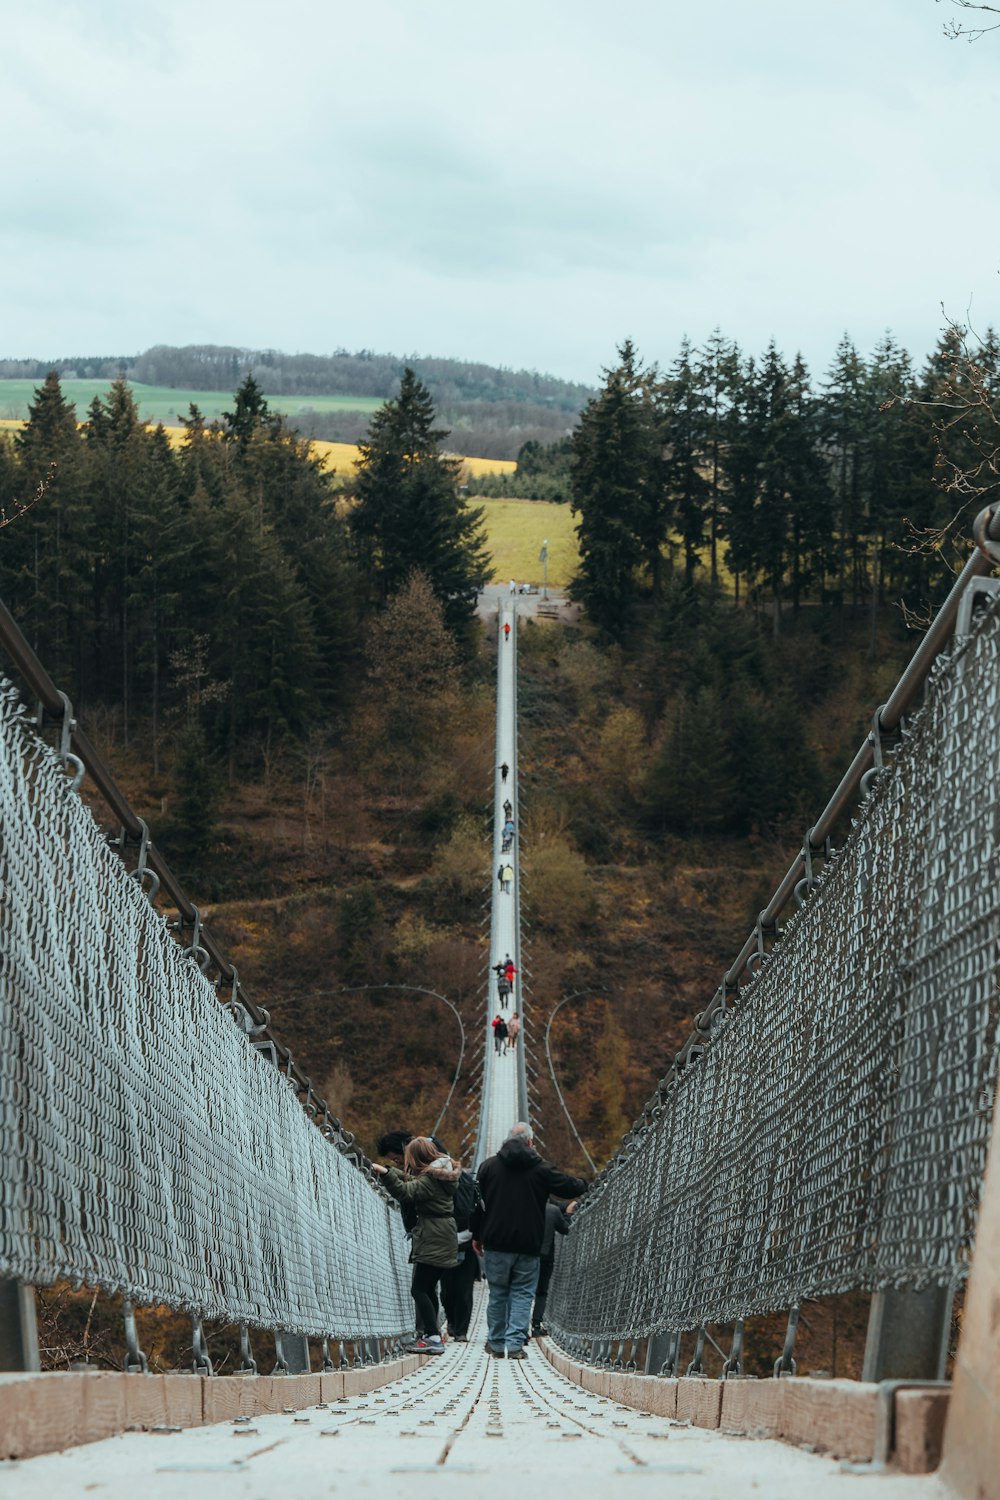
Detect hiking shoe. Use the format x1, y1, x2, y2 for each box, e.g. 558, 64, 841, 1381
506, 1347, 527, 1360
484, 1341, 505, 1357
407, 1336, 445, 1355
451, 1334, 469, 1343
532, 1324, 547, 1337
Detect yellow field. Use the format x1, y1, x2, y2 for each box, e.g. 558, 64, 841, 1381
462, 454, 516, 479
309, 439, 364, 473
0, 418, 515, 484
308, 440, 514, 482
475, 497, 577, 587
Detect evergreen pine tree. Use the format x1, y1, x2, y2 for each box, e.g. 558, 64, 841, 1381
223, 374, 270, 445
354, 570, 463, 786
696, 330, 741, 587
570, 341, 659, 635
819, 335, 868, 603
129, 423, 186, 774
644, 684, 739, 834
82, 380, 149, 729
782, 354, 831, 612
350, 369, 490, 636
215, 483, 322, 778
721, 355, 766, 605
858, 336, 930, 633
658, 336, 709, 585
7, 372, 89, 686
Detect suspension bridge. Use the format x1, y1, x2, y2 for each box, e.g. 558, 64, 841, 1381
1, 517, 1000, 1499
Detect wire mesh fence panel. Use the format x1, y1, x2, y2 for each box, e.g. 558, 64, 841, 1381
548, 597, 1000, 1346
0, 681, 411, 1338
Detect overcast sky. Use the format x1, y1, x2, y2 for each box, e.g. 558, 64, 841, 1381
2, 0, 997, 385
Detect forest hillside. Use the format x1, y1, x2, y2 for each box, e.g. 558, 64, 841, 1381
1, 334, 993, 1374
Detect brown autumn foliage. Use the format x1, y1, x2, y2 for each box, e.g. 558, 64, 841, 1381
36, 591, 920, 1373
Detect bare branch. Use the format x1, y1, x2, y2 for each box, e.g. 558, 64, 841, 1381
938, 0, 1000, 39
897, 313, 1000, 567
0, 462, 56, 530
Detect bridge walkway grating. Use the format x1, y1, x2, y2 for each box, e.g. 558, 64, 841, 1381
0, 1289, 943, 1498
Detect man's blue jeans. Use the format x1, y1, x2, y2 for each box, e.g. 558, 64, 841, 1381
483, 1249, 540, 1352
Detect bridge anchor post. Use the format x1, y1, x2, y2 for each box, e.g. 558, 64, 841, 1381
862, 1285, 953, 1382
274, 1328, 311, 1374
0, 1279, 40, 1372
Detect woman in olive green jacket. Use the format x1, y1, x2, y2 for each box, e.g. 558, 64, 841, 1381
373, 1136, 459, 1354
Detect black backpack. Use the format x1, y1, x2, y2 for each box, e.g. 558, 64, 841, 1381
453, 1170, 481, 1232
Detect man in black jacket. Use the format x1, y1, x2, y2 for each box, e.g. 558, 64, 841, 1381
472, 1122, 587, 1359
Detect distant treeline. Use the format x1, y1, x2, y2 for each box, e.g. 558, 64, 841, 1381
0, 345, 593, 460
297, 402, 575, 460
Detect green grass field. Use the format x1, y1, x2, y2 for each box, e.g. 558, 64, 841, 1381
0, 379, 381, 426
475, 497, 577, 587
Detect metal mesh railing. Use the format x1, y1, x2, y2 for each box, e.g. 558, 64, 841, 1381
548, 591, 1000, 1346
0, 681, 412, 1339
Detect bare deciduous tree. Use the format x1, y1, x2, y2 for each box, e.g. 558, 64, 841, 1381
0, 461, 55, 529
894, 320, 1000, 606
938, 0, 1000, 40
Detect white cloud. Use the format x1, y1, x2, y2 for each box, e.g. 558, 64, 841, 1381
1, 0, 997, 380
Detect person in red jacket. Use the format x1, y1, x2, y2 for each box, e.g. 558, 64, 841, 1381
491, 1013, 508, 1055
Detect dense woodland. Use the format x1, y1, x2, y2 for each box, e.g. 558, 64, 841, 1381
3, 332, 995, 1372
487, 326, 1000, 641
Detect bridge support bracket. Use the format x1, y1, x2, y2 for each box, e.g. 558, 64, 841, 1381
862, 1285, 953, 1383
0, 1278, 40, 1372
274, 1328, 311, 1374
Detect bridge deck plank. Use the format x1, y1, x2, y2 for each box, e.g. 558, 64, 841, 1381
0, 1301, 944, 1499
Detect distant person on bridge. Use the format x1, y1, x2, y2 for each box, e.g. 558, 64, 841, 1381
372, 1136, 460, 1356
504, 956, 516, 985
497, 975, 511, 1006
503, 799, 513, 821
500, 863, 514, 893
505, 1011, 520, 1051
473, 1123, 587, 1359
492, 1013, 508, 1054
532, 1198, 577, 1337
499, 761, 509, 784
509, 579, 517, 595
503, 622, 511, 642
